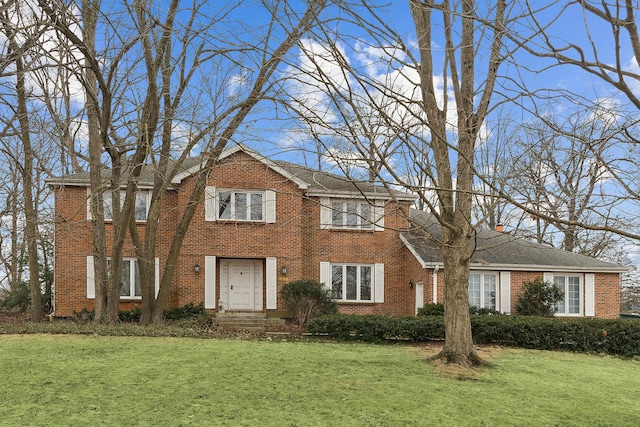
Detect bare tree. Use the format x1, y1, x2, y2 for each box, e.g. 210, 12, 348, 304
503, 105, 629, 257
0, 2, 51, 320
285, 0, 511, 366
485, 0, 640, 242
37, 0, 329, 324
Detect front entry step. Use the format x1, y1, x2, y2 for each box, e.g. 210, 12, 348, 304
216, 313, 284, 332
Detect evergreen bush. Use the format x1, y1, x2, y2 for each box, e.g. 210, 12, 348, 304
0, 282, 31, 312
417, 303, 445, 316
516, 277, 564, 316
306, 314, 640, 356
280, 279, 338, 326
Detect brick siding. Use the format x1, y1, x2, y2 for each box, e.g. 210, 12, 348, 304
52, 151, 621, 319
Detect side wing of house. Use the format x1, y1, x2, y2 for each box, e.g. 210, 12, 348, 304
401, 227, 624, 319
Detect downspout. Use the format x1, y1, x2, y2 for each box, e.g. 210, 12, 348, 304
432, 265, 439, 304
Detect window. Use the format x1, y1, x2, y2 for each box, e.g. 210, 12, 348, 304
218, 190, 264, 221
331, 201, 372, 229
107, 258, 141, 298
103, 191, 149, 222
554, 275, 581, 315
331, 264, 372, 302
468, 272, 497, 310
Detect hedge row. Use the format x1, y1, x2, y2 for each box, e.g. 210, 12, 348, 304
306, 314, 640, 357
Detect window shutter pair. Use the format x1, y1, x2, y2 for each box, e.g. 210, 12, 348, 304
204, 186, 276, 223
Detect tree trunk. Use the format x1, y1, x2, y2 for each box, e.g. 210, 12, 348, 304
14, 50, 43, 322
438, 232, 482, 366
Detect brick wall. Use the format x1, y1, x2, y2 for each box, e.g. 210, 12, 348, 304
52, 150, 419, 317
51, 150, 621, 319
406, 264, 620, 319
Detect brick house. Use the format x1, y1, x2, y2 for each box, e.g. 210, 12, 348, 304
48, 144, 624, 319
403, 211, 625, 318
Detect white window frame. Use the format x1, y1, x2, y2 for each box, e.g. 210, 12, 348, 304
90, 190, 150, 222
330, 200, 373, 230
107, 258, 142, 299
468, 272, 498, 311
211, 188, 275, 223
553, 274, 583, 316
87, 256, 159, 299
320, 198, 384, 231
218, 190, 264, 221
330, 263, 374, 302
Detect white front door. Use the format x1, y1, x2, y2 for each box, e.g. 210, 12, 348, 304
220, 259, 263, 311
229, 261, 254, 310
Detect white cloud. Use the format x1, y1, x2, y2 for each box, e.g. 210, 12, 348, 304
623, 56, 640, 97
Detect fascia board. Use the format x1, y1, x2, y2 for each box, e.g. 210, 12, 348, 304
468, 263, 629, 273
171, 144, 309, 190
306, 189, 416, 202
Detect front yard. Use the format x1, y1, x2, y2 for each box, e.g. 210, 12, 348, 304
0, 334, 639, 425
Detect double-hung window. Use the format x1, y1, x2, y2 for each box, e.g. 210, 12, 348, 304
205, 187, 275, 223
554, 275, 581, 315
331, 201, 372, 229
331, 264, 372, 301
218, 190, 264, 221
107, 258, 141, 299
103, 191, 149, 222
468, 272, 497, 310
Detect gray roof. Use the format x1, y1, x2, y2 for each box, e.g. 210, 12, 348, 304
45, 157, 205, 188
402, 210, 626, 272
273, 161, 414, 200
47, 144, 415, 201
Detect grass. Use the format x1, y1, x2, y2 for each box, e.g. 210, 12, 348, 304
1, 335, 639, 426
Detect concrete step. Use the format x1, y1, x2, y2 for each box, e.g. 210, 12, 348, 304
216, 313, 285, 331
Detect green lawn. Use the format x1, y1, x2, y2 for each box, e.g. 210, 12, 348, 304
0, 335, 639, 426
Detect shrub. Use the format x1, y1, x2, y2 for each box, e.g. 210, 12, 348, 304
307, 314, 640, 356
72, 303, 206, 324
73, 307, 95, 322
307, 315, 445, 342
417, 303, 503, 317
280, 279, 338, 326
516, 277, 564, 316
119, 307, 142, 322
417, 303, 445, 316
0, 282, 31, 312
163, 302, 204, 321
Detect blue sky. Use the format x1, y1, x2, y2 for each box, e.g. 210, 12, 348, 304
232, 1, 640, 272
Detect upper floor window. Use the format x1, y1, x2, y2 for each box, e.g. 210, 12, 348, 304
205, 187, 276, 223
320, 198, 384, 231
104, 191, 148, 221
331, 201, 372, 229
468, 272, 497, 311
554, 274, 581, 315
219, 191, 264, 221
87, 189, 149, 222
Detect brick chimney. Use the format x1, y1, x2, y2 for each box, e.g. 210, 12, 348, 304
496, 223, 504, 232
